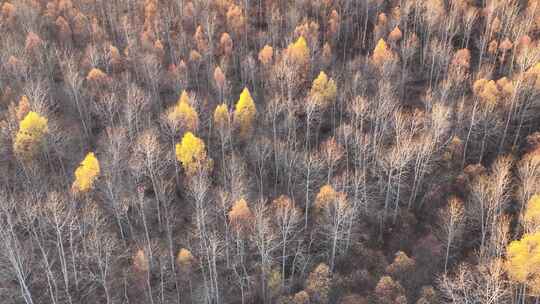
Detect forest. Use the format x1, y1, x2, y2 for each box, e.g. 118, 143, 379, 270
1, 0, 540, 303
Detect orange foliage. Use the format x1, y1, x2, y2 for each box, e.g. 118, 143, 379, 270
258, 45, 273, 65
388, 26, 402, 42
229, 198, 254, 234
372, 39, 395, 66
194, 25, 208, 54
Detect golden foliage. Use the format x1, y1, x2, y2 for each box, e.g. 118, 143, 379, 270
388, 26, 402, 42
372, 38, 394, 66
473, 77, 515, 106
13, 111, 48, 159
314, 184, 349, 217
273, 195, 294, 211
175, 132, 211, 176
293, 291, 310, 304
176, 248, 194, 271
190, 49, 202, 62
213, 103, 230, 131
506, 231, 540, 295
525, 194, 540, 232
285, 36, 310, 67
167, 90, 199, 132
309, 71, 337, 108
72, 152, 100, 193
233, 87, 257, 139
315, 184, 338, 211
86, 68, 109, 85
1, 2, 16, 23
305, 263, 331, 304
133, 249, 150, 272
258, 45, 273, 65
229, 198, 254, 234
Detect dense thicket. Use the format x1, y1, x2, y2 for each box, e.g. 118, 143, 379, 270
1, 0, 540, 303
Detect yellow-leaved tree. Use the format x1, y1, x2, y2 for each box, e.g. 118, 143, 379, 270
506, 231, 540, 295
175, 132, 211, 176
176, 248, 195, 274
72, 152, 100, 193
372, 38, 395, 66
214, 103, 230, 131
309, 71, 337, 109
286, 36, 310, 66
167, 90, 199, 132
524, 194, 540, 232
13, 111, 48, 160
233, 88, 256, 139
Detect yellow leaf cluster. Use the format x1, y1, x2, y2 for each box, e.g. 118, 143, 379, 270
372, 38, 394, 66
286, 36, 310, 66
175, 132, 211, 176
233, 88, 257, 139
506, 232, 540, 295
525, 194, 540, 231
167, 90, 199, 132
13, 111, 48, 159
72, 152, 100, 193
309, 71, 337, 108
213, 103, 230, 131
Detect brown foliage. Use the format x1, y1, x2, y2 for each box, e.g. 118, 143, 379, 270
220, 32, 233, 57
